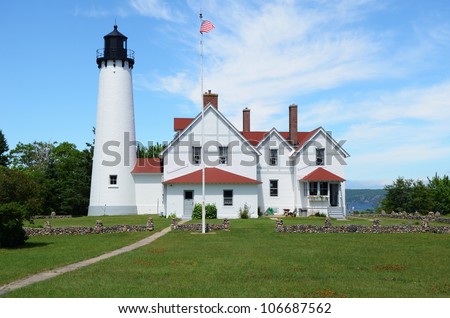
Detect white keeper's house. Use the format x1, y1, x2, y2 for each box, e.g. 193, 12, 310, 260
88, 25, 350, 219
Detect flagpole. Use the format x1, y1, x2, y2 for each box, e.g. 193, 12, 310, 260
200, 12, 206, 234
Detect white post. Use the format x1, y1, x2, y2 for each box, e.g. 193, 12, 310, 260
200, 13, 206, 234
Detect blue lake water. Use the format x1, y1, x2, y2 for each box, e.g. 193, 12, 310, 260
347, 201, 377, 212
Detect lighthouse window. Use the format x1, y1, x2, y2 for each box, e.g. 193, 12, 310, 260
109, 175, 118, 185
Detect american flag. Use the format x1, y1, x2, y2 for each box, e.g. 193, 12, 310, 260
200, 20, 215, 33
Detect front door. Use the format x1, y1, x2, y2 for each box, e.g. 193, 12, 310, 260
330, 183, 339, 207
183, 190, 194, 217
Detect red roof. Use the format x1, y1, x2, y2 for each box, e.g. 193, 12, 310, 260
300, 167, 345, 182
163, 168, 261, 184
241, 129, 318, 147
132, 158, 163, 174
174, 118, 194, 131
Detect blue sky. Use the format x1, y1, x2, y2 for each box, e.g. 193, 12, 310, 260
1, 0, 450, 188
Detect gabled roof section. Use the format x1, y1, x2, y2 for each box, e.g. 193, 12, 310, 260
300, 167, 345, 182
163, 167, 261, 184
162, 104, 261, 156
174, 118, 194, 131
293, 127, 350, 158
132, 158, 163, 174
253, 128, 294, 151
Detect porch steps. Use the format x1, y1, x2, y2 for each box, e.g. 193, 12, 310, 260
328, 208, 346, 220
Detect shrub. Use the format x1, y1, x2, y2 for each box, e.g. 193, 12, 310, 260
192, 203, 217, 219
167, 213, 177, 219
239, 204, 250, 219
0, 203, 28, 248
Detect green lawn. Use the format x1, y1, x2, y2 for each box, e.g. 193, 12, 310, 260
0, 215, 171, 286
3, 217, 449, 298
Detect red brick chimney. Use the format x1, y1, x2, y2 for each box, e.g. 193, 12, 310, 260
289, 104, 298, 146
243, 107, 250, 132
203, 90, 218, 109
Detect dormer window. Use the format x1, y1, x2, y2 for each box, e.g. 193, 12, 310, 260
316, 148, 324, 166
269, 149, 278, 166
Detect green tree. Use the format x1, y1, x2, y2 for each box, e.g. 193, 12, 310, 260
0, 167, 43, 217
0, 130, 9, 167
137, 142, 166, 158
8, 141, 92, 216
428, 174, 450, 214
410, 180, 433, 214
9, 141, 55, 170
0, 166, 42, 247
50, 142, 91, 215
381, 177, 414, 212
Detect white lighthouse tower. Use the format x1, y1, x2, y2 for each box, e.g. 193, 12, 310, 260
88, 25, 137, 216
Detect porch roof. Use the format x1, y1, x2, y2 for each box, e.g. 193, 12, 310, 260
300, 167, 345, 182
163, 167, 261, 184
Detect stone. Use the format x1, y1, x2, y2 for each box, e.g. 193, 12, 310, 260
95, 220, 103, 233
146, 218, 154, 231
171, 218, 178, 230
324, 217, 332, 228
222, 218, 230, 231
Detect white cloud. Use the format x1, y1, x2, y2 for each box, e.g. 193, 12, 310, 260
73, 6, 112, 18
130, 0, 184, 21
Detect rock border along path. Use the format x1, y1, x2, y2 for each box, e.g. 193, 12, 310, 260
0, 221, 185, 296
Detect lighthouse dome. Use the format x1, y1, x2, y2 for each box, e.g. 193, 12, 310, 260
96, 24, 134, 68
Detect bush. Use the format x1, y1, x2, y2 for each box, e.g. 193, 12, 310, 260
192, 203, 217, 219
0, 203, 28, 248
167, 213, 177, 219
239, 204, 250, 219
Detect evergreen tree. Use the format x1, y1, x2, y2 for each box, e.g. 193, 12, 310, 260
0, 130, 9, 167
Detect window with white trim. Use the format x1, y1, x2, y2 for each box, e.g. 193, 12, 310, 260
270, 180, 278, 197
309, 182, 318, 195
320, 182, 328, 196
316, 148, 325, 166
192, 147, 201, 165
308, 181, 328, 196
269, 149, 278, 166
223, 190, 233, 206
219, 146, 228, 164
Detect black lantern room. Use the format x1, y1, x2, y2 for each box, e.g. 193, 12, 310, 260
96, 25, 135, 68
